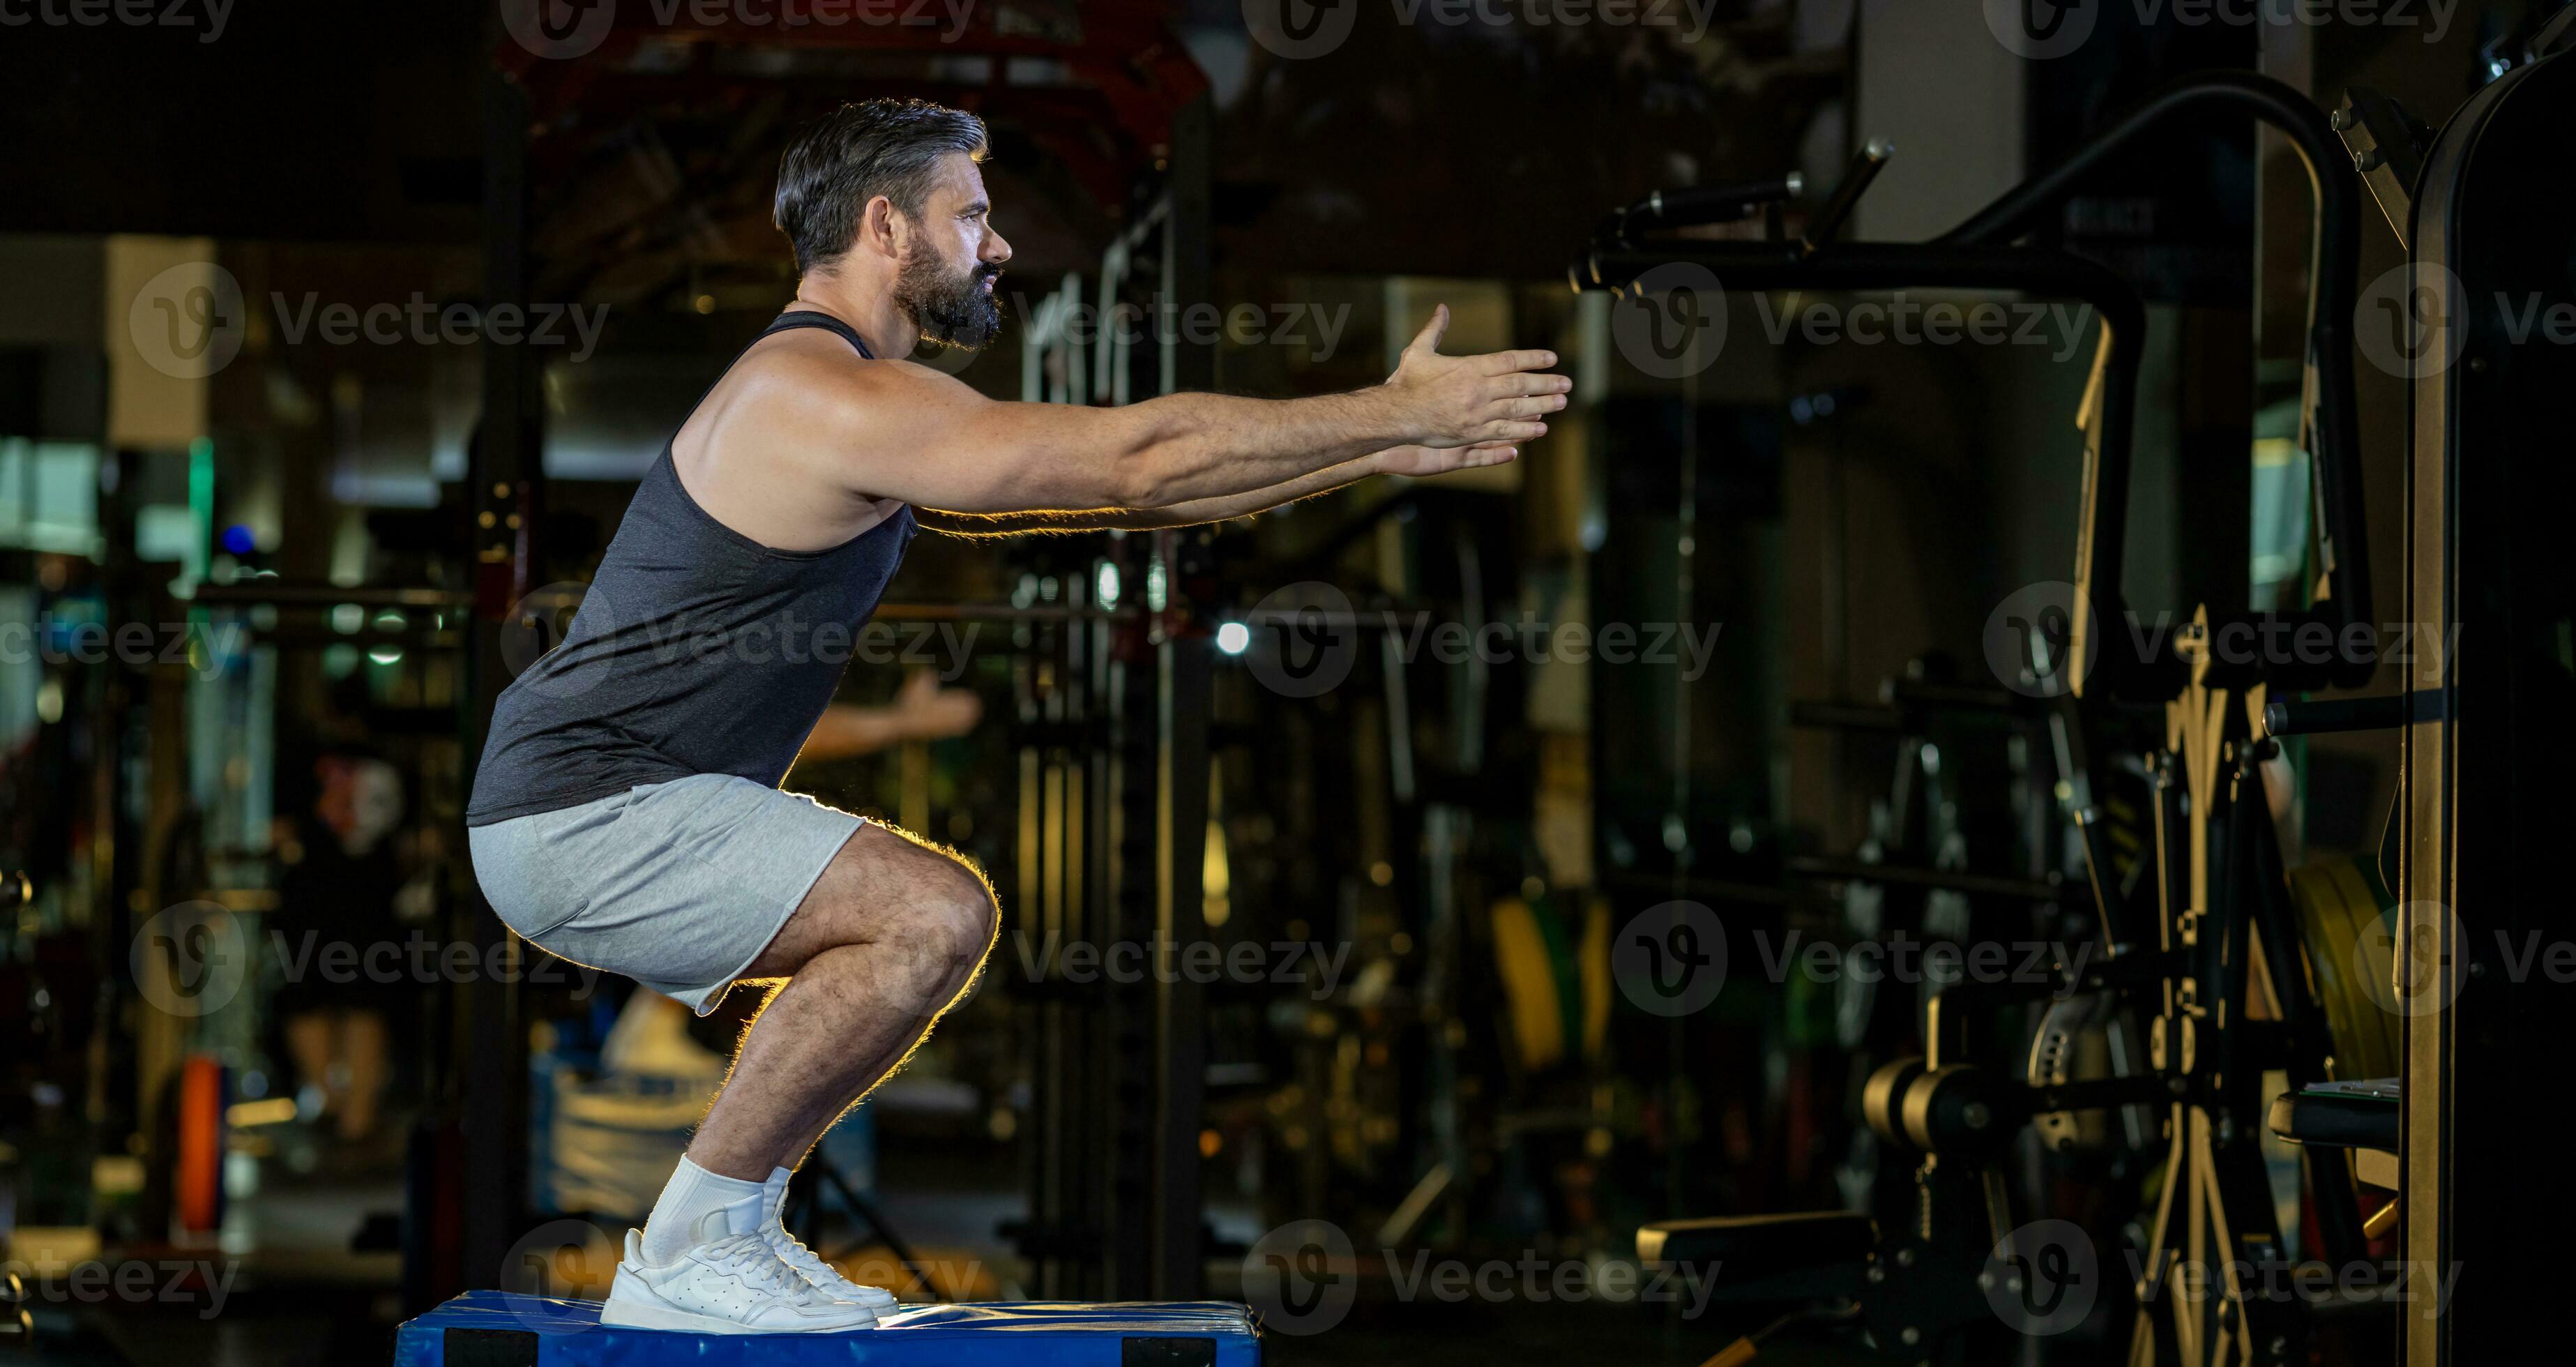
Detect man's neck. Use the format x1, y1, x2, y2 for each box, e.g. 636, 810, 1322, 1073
789, 275, 917, 358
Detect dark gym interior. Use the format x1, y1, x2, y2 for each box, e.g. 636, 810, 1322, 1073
2, 1, 2572, 1364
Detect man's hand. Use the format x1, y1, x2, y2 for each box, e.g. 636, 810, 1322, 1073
886, 669, 982, 741
1381, 305, 1570, 450
797, 670, 983, 763
1373, 442, 1522, 478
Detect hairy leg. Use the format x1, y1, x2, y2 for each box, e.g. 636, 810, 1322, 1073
684, 822, 998, 1180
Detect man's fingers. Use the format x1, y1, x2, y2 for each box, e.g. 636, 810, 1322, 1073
1474, 348, 1559, 377
1498, 394, 1568, 419
1484, 421, 1548, 443
1403, 304, 1452, 360
1484, 373, 1573, 400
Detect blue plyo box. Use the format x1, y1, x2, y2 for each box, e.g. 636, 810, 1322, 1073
395, 1291, 1261, 1367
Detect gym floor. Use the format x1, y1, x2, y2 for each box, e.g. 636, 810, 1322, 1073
2, 2, 2561, 1365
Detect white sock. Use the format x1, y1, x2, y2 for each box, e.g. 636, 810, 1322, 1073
639, 1157, 766, 1265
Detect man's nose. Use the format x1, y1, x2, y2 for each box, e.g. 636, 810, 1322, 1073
983, 229, 1013, 265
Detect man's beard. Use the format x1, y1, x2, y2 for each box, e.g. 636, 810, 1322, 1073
896, 244, 1003, 349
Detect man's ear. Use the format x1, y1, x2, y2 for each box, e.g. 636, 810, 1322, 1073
859, 195, 904, 262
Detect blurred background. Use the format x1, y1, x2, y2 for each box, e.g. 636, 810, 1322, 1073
0, 1, 2548, 1364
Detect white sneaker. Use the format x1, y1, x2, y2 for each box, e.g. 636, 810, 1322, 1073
600, 1204, 879, 1334
764, 1225, 902, 1311
760, 1171, 901, 1310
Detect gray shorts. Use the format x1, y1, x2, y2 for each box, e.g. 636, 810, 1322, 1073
468, 773, 863, 1015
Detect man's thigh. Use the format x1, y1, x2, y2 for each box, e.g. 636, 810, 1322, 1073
738, 821, 980, 979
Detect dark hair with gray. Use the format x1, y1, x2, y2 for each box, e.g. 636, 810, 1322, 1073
773, 98, 988, 276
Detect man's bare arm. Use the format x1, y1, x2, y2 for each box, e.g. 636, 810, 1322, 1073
914, 440, 1515, 537
793, 672, 983, 762
770, 307, 1563, 514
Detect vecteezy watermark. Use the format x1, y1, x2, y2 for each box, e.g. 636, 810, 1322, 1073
0, 1255, 238, 1320
1753, 930, 2096, 997
130, 901, 248, 1019
127, 262, 609, 381
1232, 585, 1724, 700
499, 580, 981, 700
1243, 1221, 1360, 1335
1009, 932, 1352, 1000
1985, 1219, 2100, 1335
1241, 1220, 1720, 1336
1754, 294, 2099, 365
1006, 292, 1353, 363
1983, 580, 2467, 697
130, 904, 605, 1018
2351, 262, 2576, 380
1244, 0, 1727, 59
2132, 1249, 2464, 1322
1985, 0, 2461, 62
1612, 900, 1726, 1017
0, 616, 245, 677
1608, 271, 2102, 379
499, 0, 975, 60
499, 1218, 620, 1330
1609, 263, 1725, 380
0, 0, 233, 42
1239, 582, 1358, 698
1612, 902, 2096, 1019
1984, 580, 2098, 700
271, 930, 606, 1002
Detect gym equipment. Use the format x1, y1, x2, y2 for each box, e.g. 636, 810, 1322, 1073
392, 1291, 1257, 1367
1588, 68, 2393, 1365
1576, 68, 2375, 709
2382, 15, 2576, 1366
2283, 856, 2399, 1084
2267, 1080, 2400, 1240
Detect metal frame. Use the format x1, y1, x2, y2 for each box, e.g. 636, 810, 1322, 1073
2398, 40, 2576, 1367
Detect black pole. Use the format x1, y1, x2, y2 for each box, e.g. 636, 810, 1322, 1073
460, 57, 539, 1296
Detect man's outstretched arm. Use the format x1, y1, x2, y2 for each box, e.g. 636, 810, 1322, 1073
764, 306, 1565, 515
914, 441, 1515, 537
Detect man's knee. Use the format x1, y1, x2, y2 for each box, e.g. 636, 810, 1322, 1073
906, 849, 999, 983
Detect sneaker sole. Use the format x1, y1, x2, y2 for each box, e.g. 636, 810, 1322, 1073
601, 1293, 875, 1335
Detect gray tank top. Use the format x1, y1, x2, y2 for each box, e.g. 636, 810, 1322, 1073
467, 312, 916, 826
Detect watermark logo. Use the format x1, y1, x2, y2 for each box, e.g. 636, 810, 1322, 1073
0, 1255, 238, 1320
1011, 932, 1351, 999
500, 0, 620, 59
1243, 0, 1358, 59
2370, 899, 2468, 1018
128, 262, 247, 382
1752, 294, 2096, 362
1984, 580, 2097, 699
1243, 581, 1358, 698
1985, 1219, 2099, 1335
1612, 900, 1725, 1016
1243, 1219, 1358, 1336
499, 1218, 619, 1329
128, 270, 609, 380
0, 0, 232, 41
130, 901, 248, 1018
1987, 0, 2457, 59
1006, 290, 1351, 364
1610, 263, 1725, 379
500, 581, 612, 698
2355, 262, 2467, 380
1984, 0, 2100, 59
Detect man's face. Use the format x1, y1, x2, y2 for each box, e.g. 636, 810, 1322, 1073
895, 151, 1012, 349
